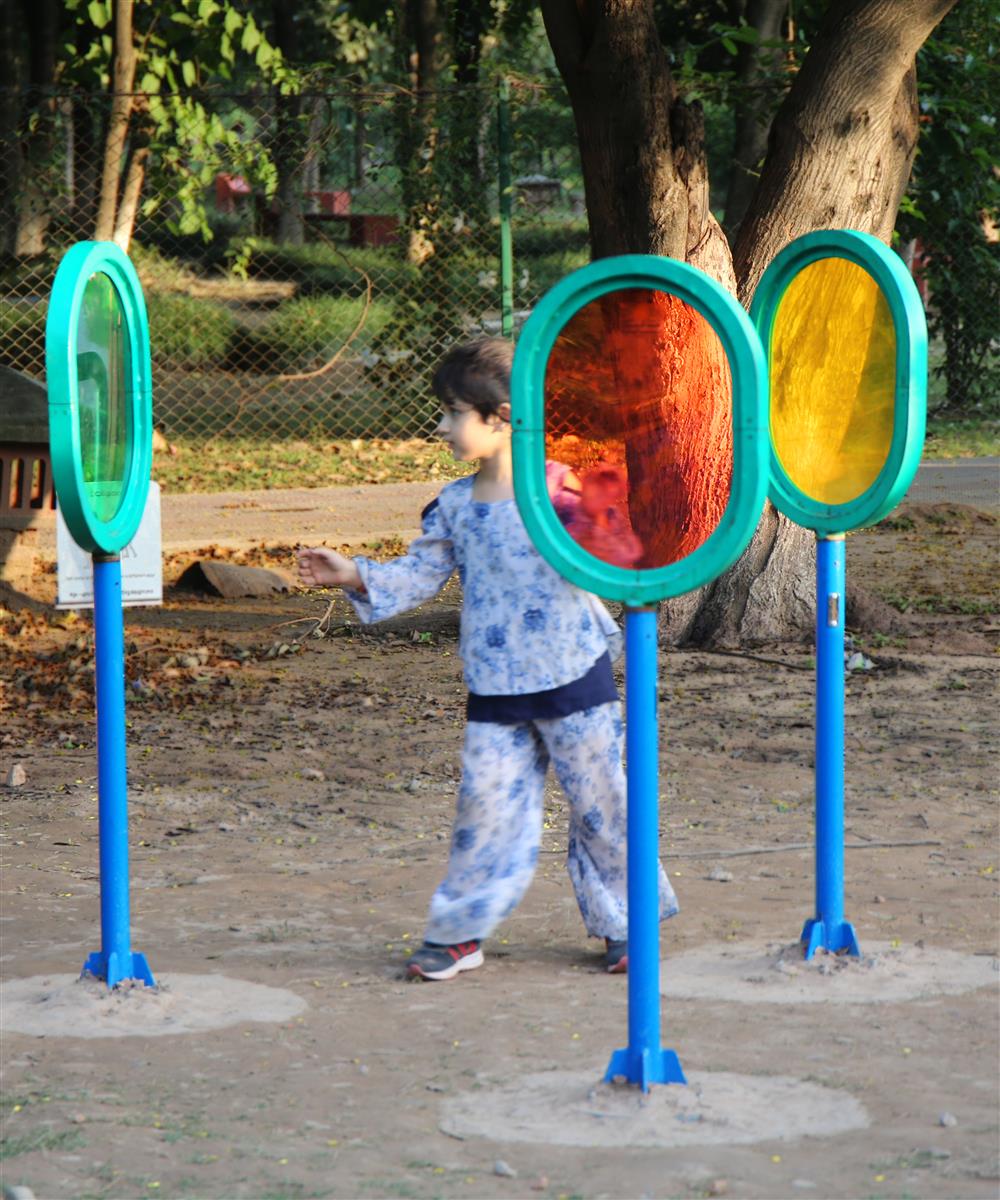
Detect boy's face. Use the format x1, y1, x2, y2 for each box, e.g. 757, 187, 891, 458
436, 401, 510, 462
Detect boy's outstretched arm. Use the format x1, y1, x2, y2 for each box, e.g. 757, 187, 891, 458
296, 547, 365, 593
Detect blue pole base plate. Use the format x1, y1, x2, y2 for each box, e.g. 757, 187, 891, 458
800, 917, 860, 960
604, 1045, 687, 1092
82, 950, 156, 990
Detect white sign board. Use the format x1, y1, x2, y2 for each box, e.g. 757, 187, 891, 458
57, 482, 163, 609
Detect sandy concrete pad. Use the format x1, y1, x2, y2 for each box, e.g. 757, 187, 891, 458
440, 1068, 870, 1148
661, 940, 1000, 1005
0, 973, 307, 1038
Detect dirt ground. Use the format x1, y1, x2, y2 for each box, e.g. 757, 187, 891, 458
1, 502, 997, 1200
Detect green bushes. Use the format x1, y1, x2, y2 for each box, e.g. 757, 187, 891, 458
514, 220, 590, 257
234, 240, 421, 295
85, 287, 396, 374
0, 301, 47, 375
246, 294, 396, 370
517, 247, 590, 297
0, 220, 591, 389
146, 293, 238, 369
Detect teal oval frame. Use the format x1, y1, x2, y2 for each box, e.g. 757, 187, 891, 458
750, 229, 927, 535
511, 255, 769, 605
47, 241, 153, 555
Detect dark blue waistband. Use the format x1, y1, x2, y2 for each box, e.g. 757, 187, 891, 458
466, 652, 617, 724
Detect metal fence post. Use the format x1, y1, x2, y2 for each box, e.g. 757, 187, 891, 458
497, 77, 514, 340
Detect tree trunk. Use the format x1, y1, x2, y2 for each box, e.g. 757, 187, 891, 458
0, 0, 25, 257
12, 0, 59, 257
94, 0, 137, 242
270, 0, 306, 246
542, 0, 955, 646
111, 137, 149, 250
733, 0, 959, 303
397, 0, 447, 265
71, 5, 106, 235
448, 0, 486, 222
722, 0, 787, 236
352, 91, 366, 186
710, 0, 959, 644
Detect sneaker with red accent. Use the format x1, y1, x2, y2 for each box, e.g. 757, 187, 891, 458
604, 938, 628, 973
406, 940, 484, 981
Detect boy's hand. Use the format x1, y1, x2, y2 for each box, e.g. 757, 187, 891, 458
296, 547, 365, 592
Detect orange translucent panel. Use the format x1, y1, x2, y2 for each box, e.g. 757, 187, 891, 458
770, 257, 896, 505
543, 288, 732, 569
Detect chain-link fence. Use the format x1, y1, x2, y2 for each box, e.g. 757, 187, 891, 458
1, 80, 994, 446
0, 81, 585, 442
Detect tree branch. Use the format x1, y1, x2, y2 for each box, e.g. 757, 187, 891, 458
94, 0, 137, 241
733, 0, 959, 302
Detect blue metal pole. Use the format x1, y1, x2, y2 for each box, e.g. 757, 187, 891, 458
82, 554, 154, 988
801, 535, 859, 959
604, 607, 685, 1090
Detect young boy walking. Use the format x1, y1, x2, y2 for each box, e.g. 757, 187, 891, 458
297, 338, 677, 980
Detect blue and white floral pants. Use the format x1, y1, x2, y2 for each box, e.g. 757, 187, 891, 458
425, 702, 679, 945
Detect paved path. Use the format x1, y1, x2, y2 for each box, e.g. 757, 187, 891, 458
903, 456, 998, 512
32, 458, 998, 559
36, 479, 440, 557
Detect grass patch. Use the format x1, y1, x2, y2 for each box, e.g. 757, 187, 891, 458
153, 437, 470, 493
146, 293, 238, 369
882, 592, 998, 615
249, 294, 395, 370
154, 411, 997, 494
0, 1126, 86, 1159
924, 415, 999, 458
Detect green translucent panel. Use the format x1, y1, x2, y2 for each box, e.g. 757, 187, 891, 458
543, 288, 733, 570
770, 257, 896, 505
77, 272, 131, 523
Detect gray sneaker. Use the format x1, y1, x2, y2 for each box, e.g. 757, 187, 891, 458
406, 940, 484, 981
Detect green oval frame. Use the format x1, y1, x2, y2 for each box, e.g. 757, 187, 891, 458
511, 255, 769, 605
750, 229, 927, 535
47, 241, 153, 555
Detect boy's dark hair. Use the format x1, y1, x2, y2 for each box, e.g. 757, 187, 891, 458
432, 338, 513, 419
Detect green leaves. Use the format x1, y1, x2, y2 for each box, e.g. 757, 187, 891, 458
87, 1, 110, 30
240, 21, 261, 55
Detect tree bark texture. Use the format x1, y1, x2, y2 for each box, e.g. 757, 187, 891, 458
111, 137, 149, 250
542, 0, 953, 646
94, 0, 137, 243
733, 0, 959, 304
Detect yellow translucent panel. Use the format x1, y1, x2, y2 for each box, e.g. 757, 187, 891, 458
770, 257, 896, 505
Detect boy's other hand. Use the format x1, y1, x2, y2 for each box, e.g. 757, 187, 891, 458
296, 547, 364, 592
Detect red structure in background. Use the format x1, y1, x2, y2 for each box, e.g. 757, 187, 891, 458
305, 190, 352, 216
544, 289, 733, 570
214, 173, 252, 214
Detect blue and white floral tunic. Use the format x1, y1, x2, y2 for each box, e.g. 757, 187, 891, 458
344, 474, 677, 946
347, 475, 623, 696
